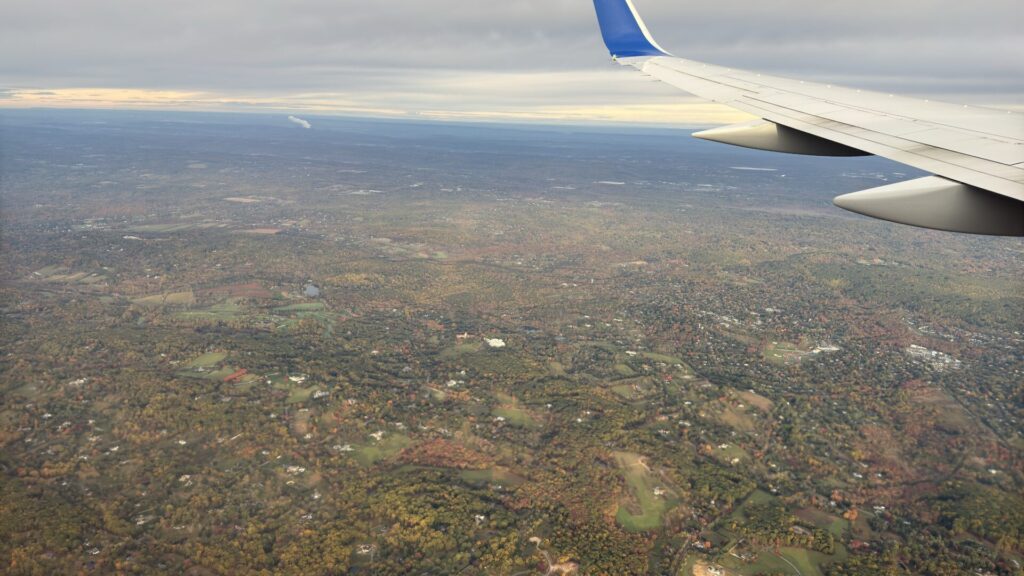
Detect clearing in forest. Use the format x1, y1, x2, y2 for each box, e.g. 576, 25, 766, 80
459, 467, 525, 487
177, 299, 244, 321
274, 302, 327, 313
613, 451, 677, 532
795, 508, 849, 539
762, 341, 811, 366
133, 290, 196, 306
353, 433, 412, 467
736, 390, 774, 412
188, 351, 228, 368
492, 393, 539, 428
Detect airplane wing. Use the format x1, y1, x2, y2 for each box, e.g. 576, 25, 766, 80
591, 0, 1024, 236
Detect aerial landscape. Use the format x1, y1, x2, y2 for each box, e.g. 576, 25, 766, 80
1, 109, 1022, 575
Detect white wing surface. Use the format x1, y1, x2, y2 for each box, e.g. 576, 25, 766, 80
592, 0, 1024, 236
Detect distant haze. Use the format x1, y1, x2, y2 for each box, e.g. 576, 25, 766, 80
1, 0, 1021, 124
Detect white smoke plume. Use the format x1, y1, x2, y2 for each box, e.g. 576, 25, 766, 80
288, 115, 311, 129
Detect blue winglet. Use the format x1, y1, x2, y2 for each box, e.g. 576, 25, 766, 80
593, 0, 669, 58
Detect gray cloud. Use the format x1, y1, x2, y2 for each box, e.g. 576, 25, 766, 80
1, 0, 1021, 118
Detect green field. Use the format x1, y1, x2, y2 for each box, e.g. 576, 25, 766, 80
134, 291, 196, 307
261, 373, 320, 403
610, 379, 655, 401
230, 374, 260, 392
777, 547, 843, 576
634, 352, 696, 377
712, 443, 750, 465
639, 352, 683, 364
721, 553, 785, 575
493, 393, 539, 427
459, 467, 525, 487
583, 341, 619, 354
273, 302, 327, 313
440, 342, 483, 359
613, 452, 677, 532
286, 386, 319, 404
718, 539, 848, 576
763, 341, 810, 366
176, 352, 239, 381
270, 302, 335, 335
720, 552, 794, 575
31, 267, 107, 284
493, 406, 536, 427
189, 352, 228, 368
426, 387, 448, 401
740, 489, 776, 508
611, 383, 637, 399
265, 373, 291, 388
31, 265, 66, 278
614, 363, 637, 377
205, 367, 239, 380
353, 434, 412, 467
680, 555, 700, 576
796, 508, 850, 539
177, 299, 244, 321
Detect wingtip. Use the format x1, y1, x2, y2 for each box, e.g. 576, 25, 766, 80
593, 0, 670, 58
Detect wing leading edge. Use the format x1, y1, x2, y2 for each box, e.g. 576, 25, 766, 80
591, 0, 1024, 236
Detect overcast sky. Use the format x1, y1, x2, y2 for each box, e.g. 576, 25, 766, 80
2, 0, 1022, 124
